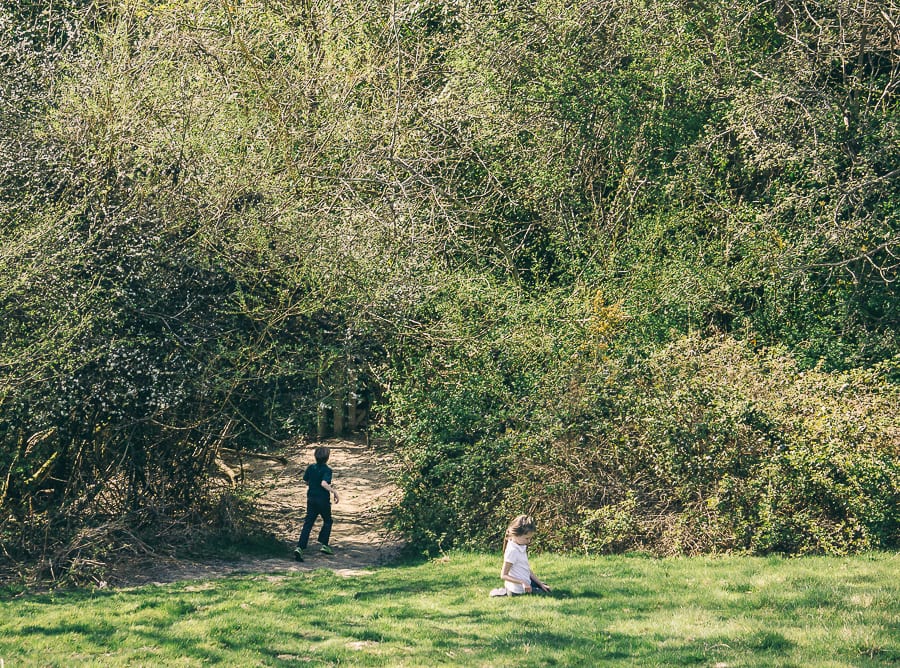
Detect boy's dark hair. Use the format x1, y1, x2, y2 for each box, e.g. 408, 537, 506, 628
314, 446, 330, 464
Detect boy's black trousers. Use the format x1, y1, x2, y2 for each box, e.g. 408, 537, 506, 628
298, 496, 333, 548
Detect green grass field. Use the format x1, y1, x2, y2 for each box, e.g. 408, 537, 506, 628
2, 552, 898, 667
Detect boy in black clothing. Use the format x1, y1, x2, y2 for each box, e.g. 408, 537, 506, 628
294, 446, 340, 561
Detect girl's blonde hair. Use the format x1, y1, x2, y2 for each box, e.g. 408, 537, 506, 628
503, 514, 537, 552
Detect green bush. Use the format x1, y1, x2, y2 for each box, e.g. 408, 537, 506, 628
3, 0, 898, 574
386, 270, 897, 557
530, 336, 900, 555
383, 277, 571, 550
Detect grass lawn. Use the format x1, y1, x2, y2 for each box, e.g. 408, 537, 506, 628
2, 551, 898, 666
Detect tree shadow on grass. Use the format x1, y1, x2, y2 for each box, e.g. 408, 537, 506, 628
16, 618, 234, 664
536, 586, 602, 599
483, 628, 801, 666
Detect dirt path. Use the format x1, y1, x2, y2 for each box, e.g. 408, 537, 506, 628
129, 438, 405, 585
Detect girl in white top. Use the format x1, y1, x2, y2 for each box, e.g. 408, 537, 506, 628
498, 515, 551, 595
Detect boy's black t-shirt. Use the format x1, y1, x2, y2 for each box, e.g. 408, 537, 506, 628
304, 463, 332, 502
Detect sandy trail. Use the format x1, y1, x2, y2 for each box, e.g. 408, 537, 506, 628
130, 438, 404, 585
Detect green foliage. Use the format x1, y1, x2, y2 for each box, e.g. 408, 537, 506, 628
0, 0, 392, 572
531, 335, 900, 555
385, 278, 897, 556
1, 0, 897, 570
384, 277, 575, 549
380, 0, 898, 555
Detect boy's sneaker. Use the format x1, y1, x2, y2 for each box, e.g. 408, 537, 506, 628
319, 545, 334, 555
293, 547, 304, 562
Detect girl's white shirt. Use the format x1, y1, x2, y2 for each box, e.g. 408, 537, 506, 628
503, 541, 531, 594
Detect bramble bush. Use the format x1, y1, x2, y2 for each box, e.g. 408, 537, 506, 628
383, 277, 569, 550
3, 0, 898, 579
514, 335, 899, 556
0, 0, 386, 580
385, 283, 898, 556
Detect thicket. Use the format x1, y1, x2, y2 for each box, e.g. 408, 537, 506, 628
382, 0, 899, 555
1, 0, 897, 579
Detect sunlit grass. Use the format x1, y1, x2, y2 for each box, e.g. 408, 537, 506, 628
2, 552, 898, 666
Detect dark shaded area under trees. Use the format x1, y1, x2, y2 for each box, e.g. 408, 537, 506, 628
1, 0, 897, 580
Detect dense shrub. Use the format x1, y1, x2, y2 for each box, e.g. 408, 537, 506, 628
386, 287, 898, 556
0, 0, 386, 577
383, 278, 571, 549
2, 0, 898, 576
516, 336, 899, 555
381, 0, 898, 556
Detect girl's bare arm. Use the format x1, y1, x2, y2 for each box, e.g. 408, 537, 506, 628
529, 570, 551, 591
500, 561, 532, 592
